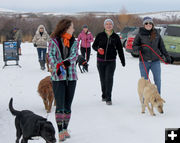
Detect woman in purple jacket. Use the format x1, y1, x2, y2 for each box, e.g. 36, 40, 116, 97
77, 25, 94, 62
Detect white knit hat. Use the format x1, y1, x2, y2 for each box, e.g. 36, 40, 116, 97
104, 19, 114, 26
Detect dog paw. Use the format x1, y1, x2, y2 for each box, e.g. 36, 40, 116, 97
141, 111, 145, 114
152, 113, 156, 116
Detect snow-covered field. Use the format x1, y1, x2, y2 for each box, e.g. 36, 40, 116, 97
0, 43, 180, 143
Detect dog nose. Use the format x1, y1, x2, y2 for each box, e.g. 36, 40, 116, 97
161, 111, 164, 114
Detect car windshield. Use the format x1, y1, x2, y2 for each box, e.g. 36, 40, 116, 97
165, 26, 180, 37
121, 27, 136, 33
129, 28, 139, 35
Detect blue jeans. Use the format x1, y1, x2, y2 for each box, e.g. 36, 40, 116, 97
37, 48, 47, 61
139, 61, 161, 94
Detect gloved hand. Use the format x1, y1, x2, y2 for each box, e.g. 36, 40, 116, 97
98, 48, 104, 55
165, 56, 172, 64
63, 60, 70, 69
34, 43, 37, 47
56, 60, 71, 76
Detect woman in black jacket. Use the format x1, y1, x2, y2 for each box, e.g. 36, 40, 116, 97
92, 19, 125, 105
132, 17, 171, 94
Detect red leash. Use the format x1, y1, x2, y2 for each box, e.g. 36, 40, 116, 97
141, 44, 168, 65
139, 44, 169, 82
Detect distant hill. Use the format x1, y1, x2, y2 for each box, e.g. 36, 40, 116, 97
0, 8, 180, 20
137, 11, 180, 20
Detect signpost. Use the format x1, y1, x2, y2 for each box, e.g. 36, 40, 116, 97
3, 41, 21, 68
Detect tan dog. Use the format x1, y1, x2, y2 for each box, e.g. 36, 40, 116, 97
46, 53, 52, 73
38, 76, 55, 113
138, 77, 165, 116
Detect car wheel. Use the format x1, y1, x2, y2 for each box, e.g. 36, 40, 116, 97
131, 52, 139, 57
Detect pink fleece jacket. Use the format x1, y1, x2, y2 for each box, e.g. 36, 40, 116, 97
77, 31, 94, 48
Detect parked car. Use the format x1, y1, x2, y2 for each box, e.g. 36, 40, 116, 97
125, 28, 139, 57
163, 24, 180, 61
120, 26, 138, 48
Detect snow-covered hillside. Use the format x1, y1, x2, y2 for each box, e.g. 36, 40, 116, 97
1, 7, 180, 20
0, 43, 180, 143
138, 11, 180, 20
0, 8, 16, 13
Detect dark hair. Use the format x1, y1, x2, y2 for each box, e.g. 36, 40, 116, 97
50, 19, 72, 38
150, 24, 156, 41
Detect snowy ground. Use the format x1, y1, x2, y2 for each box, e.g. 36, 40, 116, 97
0, 43, 180, 143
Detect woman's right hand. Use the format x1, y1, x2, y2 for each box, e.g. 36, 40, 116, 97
98, 48, 104, 55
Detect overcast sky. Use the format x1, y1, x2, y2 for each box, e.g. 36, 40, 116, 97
1, 0, 180, 13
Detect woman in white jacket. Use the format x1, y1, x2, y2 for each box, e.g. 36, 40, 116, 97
33, 25, 49, 70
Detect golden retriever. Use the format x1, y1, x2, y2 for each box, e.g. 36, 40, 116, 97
138, 77, 165, 116
38, 76, 55, 113
46, 53, 52, 73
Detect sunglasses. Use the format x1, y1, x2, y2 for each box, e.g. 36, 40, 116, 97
145, 22, 153, 25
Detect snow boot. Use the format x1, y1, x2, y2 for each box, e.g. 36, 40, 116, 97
41, 60, 46, 70
39, 60, 44, 70
63, 113, 71, 139
59, 131, 66, 142
106, 101, 112, 105
63, 113, 71, 130
63, 129, 70, 139
55, 112, 65, 141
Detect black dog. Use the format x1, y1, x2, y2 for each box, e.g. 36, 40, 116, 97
9, 98, 56, 143
76, 55, 88, 73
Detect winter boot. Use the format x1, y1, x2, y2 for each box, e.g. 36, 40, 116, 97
59, 131, 66, 142
42, 60, 46, 70
106, 101, 112, 105
63, 129, 70, 139
55, 112, 65, 141
39, 60, 43, 70
63, 113, 71, 138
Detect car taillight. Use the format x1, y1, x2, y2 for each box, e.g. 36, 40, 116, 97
127, 37, 134, 42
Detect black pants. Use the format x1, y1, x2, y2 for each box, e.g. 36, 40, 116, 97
80, 47, 91, 62
52, 80, 76, 113
97, 61, 116, 101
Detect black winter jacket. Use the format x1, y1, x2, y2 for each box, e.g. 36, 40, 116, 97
132, 27, 169, 62
92, 31, 125, 66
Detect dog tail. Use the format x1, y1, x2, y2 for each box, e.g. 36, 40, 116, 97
9, 98, 20, 116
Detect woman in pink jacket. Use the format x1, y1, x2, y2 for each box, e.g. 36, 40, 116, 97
77, 24, 94, 62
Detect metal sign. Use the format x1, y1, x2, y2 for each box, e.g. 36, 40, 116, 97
3, 41, 21, 68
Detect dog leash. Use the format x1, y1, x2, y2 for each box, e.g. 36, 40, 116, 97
139, 44, 169, 82
141, 44, 168, 65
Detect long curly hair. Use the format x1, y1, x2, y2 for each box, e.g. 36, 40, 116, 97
50, 19, 72, 38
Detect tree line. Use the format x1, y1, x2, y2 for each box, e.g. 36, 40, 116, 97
1, 13, 180, 43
